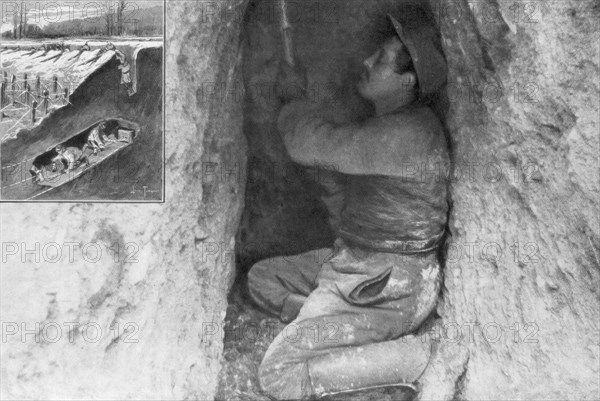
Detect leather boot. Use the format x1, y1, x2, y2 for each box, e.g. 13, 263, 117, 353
317, 383, 417, 401
308, 334, 430, 399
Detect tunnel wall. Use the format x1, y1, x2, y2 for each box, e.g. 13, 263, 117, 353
0, 1, 247, 400
421, 0, 599, 399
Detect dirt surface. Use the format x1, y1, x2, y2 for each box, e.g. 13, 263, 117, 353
216, 278, 282, 401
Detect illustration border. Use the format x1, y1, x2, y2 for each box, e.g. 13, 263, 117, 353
0, 0, 166, 204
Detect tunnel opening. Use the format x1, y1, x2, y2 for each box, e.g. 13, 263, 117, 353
29, 118, 140, 188
217, 1, 450, 399
32, 119, 139, 165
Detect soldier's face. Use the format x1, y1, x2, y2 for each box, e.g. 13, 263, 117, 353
358, 37, 416, 104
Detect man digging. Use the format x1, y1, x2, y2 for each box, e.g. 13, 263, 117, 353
248, 12, 449, 400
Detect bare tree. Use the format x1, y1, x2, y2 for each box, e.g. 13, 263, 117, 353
12, 4, 19, 39
117, 1, 127, 36
105, 1, 127, 37
18, 2, 22, 39
105, 8, 112, 36
15, 1, 28, 39
20, 1, 27, 39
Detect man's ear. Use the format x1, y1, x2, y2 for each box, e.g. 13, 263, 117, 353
398, 71, 417, 93
399, 71, 417, 85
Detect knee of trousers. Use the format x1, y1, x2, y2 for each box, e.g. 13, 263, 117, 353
247, 260, 293, 320
258, 334, 314, 400
247, 262, 266, 291
247, 262, 276, 300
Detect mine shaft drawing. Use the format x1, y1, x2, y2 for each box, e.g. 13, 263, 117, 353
0, 1, 164, 202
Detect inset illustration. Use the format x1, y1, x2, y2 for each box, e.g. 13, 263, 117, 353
1, 1, 164, 202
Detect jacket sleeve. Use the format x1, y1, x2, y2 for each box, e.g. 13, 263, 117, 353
277, 101, 446, 177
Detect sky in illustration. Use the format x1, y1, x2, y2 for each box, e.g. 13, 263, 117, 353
1, 1, 164, 33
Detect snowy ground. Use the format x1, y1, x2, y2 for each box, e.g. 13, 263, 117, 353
1, 47, 114, 140
1, 39, 161, 141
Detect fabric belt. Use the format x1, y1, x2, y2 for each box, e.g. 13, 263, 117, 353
338, 229, 445, 254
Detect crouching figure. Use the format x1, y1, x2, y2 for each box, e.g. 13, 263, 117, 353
248, 11, 449, 400
53, 144, 90, 172
87, 122, 107, 155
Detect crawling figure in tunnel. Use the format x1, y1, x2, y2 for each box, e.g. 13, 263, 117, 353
247, 11, 450, 401
53, 144, 90, 172
87, 121, 107, 154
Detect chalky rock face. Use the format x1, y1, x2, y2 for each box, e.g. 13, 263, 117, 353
420, 0, 599, 399
0, 1, 247, 400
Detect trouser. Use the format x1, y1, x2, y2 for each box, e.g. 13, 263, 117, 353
248, 239, 441, 400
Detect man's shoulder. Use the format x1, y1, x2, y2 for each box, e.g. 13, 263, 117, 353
365, 105, 448, 168
371, 105, 443, 137
387, 104, 441, 124
66, 147, 82, 155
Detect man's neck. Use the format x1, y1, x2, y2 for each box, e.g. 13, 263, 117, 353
373, 93, 417, 116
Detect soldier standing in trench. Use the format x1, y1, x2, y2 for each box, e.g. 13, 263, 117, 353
247, 10, 450, 401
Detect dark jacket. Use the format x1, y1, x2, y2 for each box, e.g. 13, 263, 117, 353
278, 100, 449, 253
